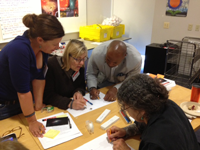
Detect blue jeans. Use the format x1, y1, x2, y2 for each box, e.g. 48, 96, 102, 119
0, 103, 22, 120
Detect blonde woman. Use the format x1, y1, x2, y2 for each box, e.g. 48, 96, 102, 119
43, 39, 87, 110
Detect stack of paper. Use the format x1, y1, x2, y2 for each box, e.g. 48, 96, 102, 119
38, 112, 82, 149
159, 78, 176, 91
146, 73, 176, 91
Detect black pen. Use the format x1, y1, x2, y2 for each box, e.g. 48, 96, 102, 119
68, 118, 72, 129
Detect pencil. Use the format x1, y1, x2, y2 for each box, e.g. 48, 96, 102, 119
109, 129, 111, 142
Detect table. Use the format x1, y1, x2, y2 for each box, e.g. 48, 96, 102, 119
80, 37, 132, 50
18, 86, 141, 150
1, 85, 200, 150
168, 85, 200, 131
0, 115, 42, 150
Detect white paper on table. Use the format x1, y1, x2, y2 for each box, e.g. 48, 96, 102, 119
38, 112, 82, 149
161, 78, 176, 91
67, 92, 115, 117
75, 133, 135, 150
91, 42, 102, 45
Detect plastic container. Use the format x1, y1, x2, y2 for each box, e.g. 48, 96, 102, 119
190, 83, 200, 103
79, 24, 112, 42
109, 24, 125, 39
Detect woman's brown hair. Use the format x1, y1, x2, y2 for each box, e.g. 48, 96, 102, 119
23, 13, 64, 41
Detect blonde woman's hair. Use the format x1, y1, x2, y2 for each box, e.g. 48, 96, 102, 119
62, 39, 87, 71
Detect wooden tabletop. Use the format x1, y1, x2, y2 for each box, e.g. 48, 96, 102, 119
1, 85, 199, 150
168, 85, 200, 131
0, 115, 42, 150
18, 87, 141, 150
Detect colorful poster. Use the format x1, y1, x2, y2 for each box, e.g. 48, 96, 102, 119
41, 0, 58, 17
60, 0, 78, 17
166, 0, 189, 17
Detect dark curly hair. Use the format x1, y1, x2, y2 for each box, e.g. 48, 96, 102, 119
117, 74, 169, 119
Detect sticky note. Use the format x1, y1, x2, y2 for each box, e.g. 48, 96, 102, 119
157, 74, 164, 79
44, 129, 60, 139
148, 73, 156, 78
57, 114, 67, 118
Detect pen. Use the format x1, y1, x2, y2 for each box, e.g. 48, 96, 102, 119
122, 110, 131, 123
120, 110, 129, 123
84, 98, 93, 105
42, 116, 56, 121
162, 82, 169, 86
122, 110, 131, 122
68, 119, 72, 129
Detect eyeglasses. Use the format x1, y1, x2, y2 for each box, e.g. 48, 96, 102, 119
70, 55, 88, 63
1, 126, 25, 139
121, 105, 132, 112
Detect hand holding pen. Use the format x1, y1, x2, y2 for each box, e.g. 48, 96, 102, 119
71, 92, 86, 110
106, 126, 126, 142
89, 88, 100, 100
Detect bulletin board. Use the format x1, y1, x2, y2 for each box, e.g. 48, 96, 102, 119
0, 0, 86, 42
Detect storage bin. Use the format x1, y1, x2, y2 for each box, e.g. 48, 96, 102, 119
79, 24, 112, 42
109, 24, 125, 39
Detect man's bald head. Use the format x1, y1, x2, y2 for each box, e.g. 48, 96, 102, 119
105, 40, 127, 68
107, 40, 127, 55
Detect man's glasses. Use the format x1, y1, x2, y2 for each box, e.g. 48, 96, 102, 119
1, 126, 25, 139
70, 55, 88, 63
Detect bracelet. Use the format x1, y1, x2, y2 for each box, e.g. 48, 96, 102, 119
70, 100, 74, 109
24, 112, 35, 118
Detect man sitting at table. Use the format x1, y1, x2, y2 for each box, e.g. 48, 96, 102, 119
86, 40, 142, 101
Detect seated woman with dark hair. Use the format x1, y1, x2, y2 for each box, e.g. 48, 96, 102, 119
107, 74, 200, 150
43, 39, 87, 110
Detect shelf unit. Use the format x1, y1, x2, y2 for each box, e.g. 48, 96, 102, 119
164, 37, 200, 88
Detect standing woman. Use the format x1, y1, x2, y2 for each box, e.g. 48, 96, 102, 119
0, 14, 64, 137
43, 39, 87, 110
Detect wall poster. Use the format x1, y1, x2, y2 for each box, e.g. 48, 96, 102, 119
166, 0, 190, 17
41, 0, 79, 18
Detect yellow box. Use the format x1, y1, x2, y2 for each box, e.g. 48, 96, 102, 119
79, 24, 112, 42
110, 24, 125, 39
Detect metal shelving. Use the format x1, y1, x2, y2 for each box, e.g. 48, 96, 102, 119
164, 37, 200, 88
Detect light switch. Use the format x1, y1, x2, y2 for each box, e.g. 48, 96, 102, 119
164, 22, 170, 29
195, 25, 200, 31
188, 24, 193, 31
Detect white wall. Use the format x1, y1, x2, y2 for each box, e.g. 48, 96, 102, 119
0, 0, 111, 49
63, 0, 112, 41
151, 0, 200, 44
86, 0, 111, 25
112, 0, 156, 55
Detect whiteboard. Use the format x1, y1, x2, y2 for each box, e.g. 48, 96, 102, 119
0, 0, 86, 42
